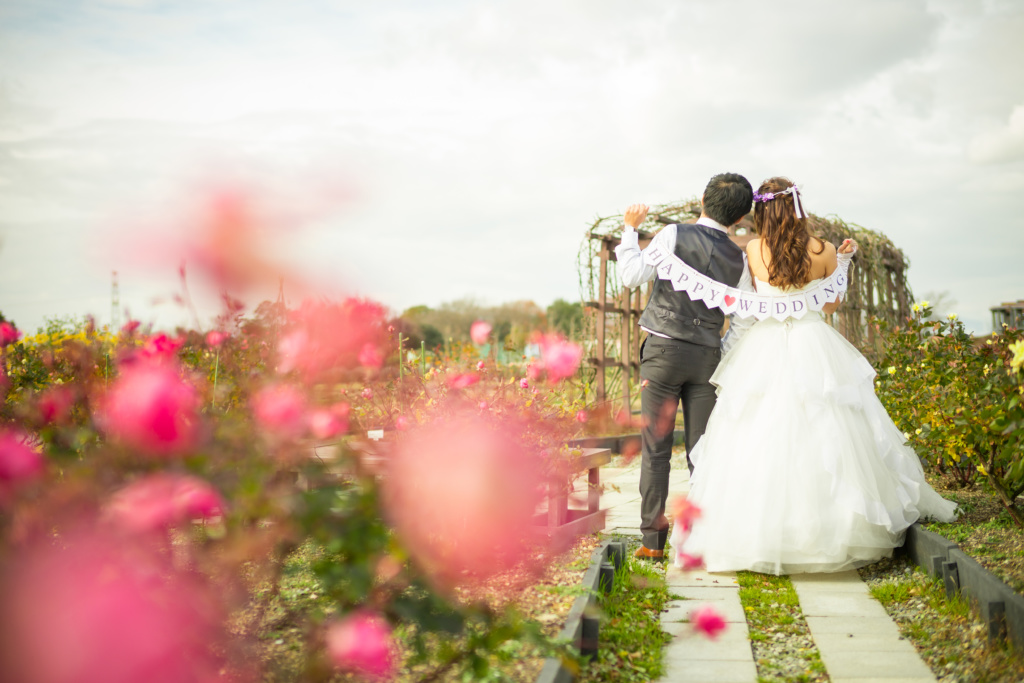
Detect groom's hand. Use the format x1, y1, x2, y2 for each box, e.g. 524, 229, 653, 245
624, 203, 650, 229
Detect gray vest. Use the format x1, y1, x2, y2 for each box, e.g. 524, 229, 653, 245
637, 223, 746, 348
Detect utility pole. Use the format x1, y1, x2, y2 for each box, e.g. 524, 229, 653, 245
111, 270, 120, 330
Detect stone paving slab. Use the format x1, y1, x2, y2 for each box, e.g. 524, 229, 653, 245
666, 566, 739, 588
804, 616, 904, 639
660, 658, 758, 683
663, 596, 748, 624
663, 619, 752, 660
794, 575, 936, 682
797, 591, 892, 618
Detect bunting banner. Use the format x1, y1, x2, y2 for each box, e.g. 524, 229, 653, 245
642, 246, 854, 321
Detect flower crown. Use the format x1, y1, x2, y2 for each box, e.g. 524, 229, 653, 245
753, 185, 807, 219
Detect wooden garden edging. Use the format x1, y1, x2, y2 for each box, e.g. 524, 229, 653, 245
535, 540, 626, 683
568, 429, 684, 455
901, 523, 1024, 647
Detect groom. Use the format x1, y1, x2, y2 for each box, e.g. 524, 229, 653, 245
615, 173, 753, 560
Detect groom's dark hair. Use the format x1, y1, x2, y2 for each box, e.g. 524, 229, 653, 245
702, 173, 753, 227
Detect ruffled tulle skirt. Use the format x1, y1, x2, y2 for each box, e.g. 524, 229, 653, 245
672, 315, 957, 575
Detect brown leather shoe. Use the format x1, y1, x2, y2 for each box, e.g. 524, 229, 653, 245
634, 546, 665, 561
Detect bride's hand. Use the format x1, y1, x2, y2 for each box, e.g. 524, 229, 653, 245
838, 239, 858, 255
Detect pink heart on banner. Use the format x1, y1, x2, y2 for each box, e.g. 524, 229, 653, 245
723, 295, 736, 306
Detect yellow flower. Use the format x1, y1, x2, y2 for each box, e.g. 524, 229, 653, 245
1010, 340, 1024, 372
921, 300, 931, 308
915, 428, 922, 435
903, 432, 911, 440
912, 303, 921, 313
977, 464, 988, 476
947, 313, 958, 321
887, 367, 896, 375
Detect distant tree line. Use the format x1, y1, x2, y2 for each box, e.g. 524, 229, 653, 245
392, 298, 583, 351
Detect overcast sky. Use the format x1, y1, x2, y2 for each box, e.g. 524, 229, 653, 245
1, 0, 1022, 335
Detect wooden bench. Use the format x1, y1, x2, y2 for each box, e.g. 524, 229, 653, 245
535, 447, 611, 538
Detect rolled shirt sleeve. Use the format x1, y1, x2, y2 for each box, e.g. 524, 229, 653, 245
614, 224, 677, 289
721, 255, 755, 354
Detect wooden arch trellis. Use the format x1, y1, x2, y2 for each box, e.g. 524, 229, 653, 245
576, 198, 914, 412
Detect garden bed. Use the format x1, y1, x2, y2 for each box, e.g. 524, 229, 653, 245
925, 479, 1024, 595
246, 534, 605, 682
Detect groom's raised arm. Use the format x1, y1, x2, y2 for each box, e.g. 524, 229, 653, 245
614, 203, 676, 289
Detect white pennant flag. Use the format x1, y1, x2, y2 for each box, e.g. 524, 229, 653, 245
771, 297, 793, 321
789, 294, 809, 319
752, 295, 773, 320
805, 285, 828, 312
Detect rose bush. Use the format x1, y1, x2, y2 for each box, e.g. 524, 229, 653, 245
874, 303, 1024, 526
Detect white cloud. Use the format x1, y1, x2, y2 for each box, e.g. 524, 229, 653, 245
0, 0, 1022, 336
969, 105, 1024, 164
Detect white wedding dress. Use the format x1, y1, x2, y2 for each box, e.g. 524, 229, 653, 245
673, 276, 957, 575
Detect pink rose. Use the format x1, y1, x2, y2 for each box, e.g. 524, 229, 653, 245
476, 360, 485, 371
308, 403, 350, 439
0, 431, 44, 505
672, 497, 702, 533
676, 552, 704, 570
325, 611, 395, 680
358, 343, 384, 370
205, 330, 228, 347
539, 334, 583, 382
252, 384, 308, 438
575, 410, 588, 424
691, 604, 727, 639
106, 473, 225, 534
0, 529, 233, 683
99, 362, 201, 458
140, 333, 184, 362
0, 321, 21, 346
382, 415, 544, 590
38, 386, 74, 424
361, 387, 373, 400
519, 378, 529, 390
447, 372, 480, 389
470, 321, 491, 345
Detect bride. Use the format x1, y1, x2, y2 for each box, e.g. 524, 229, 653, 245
673, 177, 957, 575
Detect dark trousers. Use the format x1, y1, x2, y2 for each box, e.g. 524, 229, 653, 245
638, 335, 721, 551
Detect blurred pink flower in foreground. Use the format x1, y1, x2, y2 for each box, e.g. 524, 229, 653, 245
470, 321, 491, 345
140, 333, 184, 362
0, 530, 233, 683
277, 298, 386, 380
308, 403, 350, 440
252, 384, 308, 439
326, 610, 395, 680
358, 343, 384, 370
99, 362, 201, 458
476, 360, 485, 371
0, 321, 21, 346
447, 372, 480, 389
690, 604, 727, 639
38, 386, 74, 425
383, 415, 543, 589
120, 319, 141, 335
0, 431, 43, 505
394, 415, 409, 431
676, 552, 704, 570
361, 387, 373, 400
205, 331, 228, 347
575, 410, 588, 424
519, 378, 529, 389
672, 497, 702, 533
538, 333, 583, 382
106, 474, 225, 534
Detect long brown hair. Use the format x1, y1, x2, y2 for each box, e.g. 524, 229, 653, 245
753, 177, 823, 288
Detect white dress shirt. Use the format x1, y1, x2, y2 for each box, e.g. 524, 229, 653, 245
614, 216, 755, 350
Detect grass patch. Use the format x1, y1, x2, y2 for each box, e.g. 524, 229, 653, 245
864, 557, 1024, 682
578, 551, 671, 682
736, 572, 827, 683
